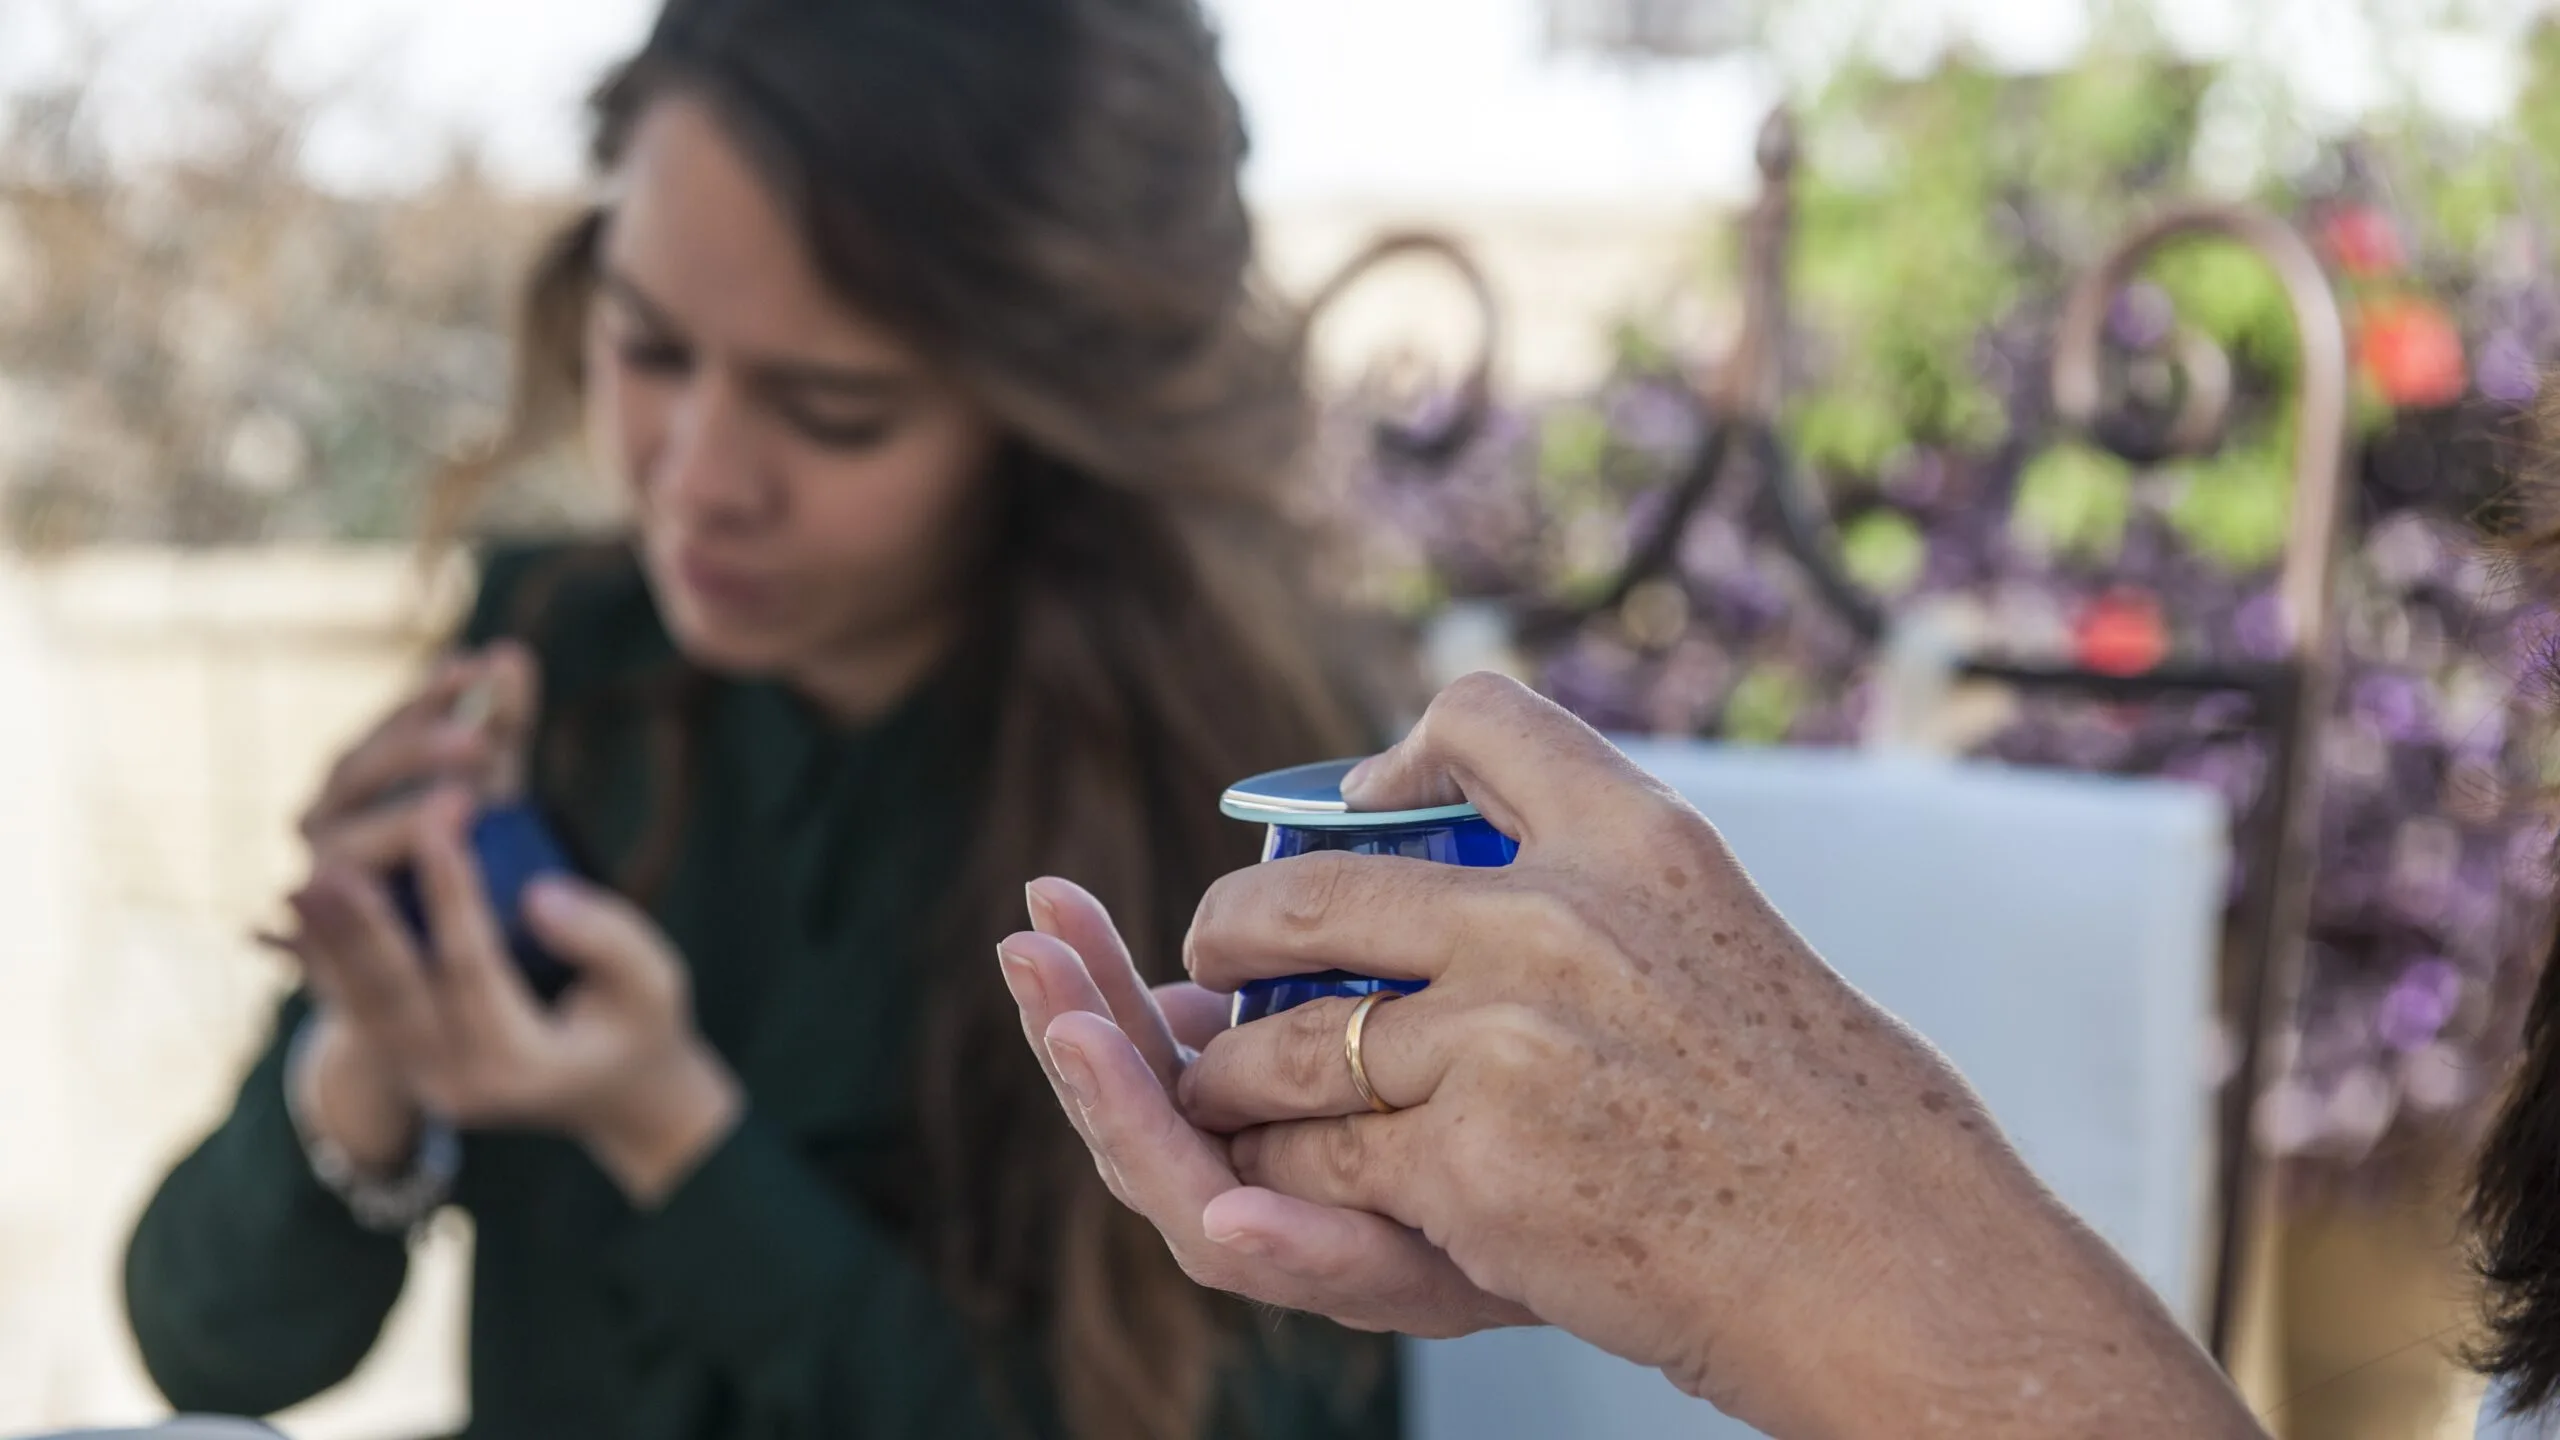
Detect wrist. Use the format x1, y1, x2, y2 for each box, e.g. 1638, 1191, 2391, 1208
293, 1014, 421, 1174
286, 1015, 455, 1234
578, 1040, 744, 1207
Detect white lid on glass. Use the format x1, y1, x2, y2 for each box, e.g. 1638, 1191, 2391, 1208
1218, 758, 1485, 829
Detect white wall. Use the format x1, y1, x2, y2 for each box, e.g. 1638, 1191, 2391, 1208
0, 550, 469, 1439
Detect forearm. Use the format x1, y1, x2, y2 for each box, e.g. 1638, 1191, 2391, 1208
125, 1004, 410, 1415
1771, 1150, 2262, 1440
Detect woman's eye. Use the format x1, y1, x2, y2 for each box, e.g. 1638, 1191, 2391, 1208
616, 337, 692, 375
785, 409, 898, 452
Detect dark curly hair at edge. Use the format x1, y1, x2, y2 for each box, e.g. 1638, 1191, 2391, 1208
2471, 390, 2560, 1418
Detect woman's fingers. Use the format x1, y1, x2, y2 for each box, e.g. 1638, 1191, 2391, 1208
1197, 1185, 1538, 1338
293, 867, 449, 1084
308, 790, 450, 872
1338, 670, 1670, 851
1184, 852, 1502, 993
1041, 1008, 1240, 1254
413, 787, 542, 1056
303, 659, 484, 825
1178, 990, 1448, 1131
304, 719, 489, 842
999, 929, 1141, 1198
261, 927, 348, 1011
1025, 876, 1184, 1090
1153, 981, 1231, 1054
1001, 942, 1520, 1341
301, 643, 543, 839
522, 877, 683, 1012
1225, 1113, 1420, 1220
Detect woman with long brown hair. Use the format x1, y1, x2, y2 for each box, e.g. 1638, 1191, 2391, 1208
121, 1, 1400, 1436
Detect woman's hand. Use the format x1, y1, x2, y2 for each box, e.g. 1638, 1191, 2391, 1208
289, 787, 741, 1206
281, 642, 545, 1177
996, 876, 1531, 1338
1026, 673, 2263, 1440
296, 642, 540, 871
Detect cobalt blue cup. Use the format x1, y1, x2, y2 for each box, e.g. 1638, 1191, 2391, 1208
388, 800, 581, 1003
1220, 759, 1520, 1026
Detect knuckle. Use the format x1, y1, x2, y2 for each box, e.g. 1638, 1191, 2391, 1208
1276, 1003, 1347, 1104
1633, 792, 1719, 859
1318, 1119, 1368, 1192
1186, 872, 1242, 972
1271, 852, 1355, 944
1469, 1002, 1576, 1082
1489, 884, 1604, 965
1433, 670, 1523, 722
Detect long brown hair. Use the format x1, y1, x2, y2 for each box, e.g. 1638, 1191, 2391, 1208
438, 2, 1390, 1435
2471, 397, 2560, 1416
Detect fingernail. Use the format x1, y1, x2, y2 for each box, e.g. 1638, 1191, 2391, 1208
1024, 881, 1059, 935
431, 784, 476, 827
1340, 754, 1380, 797
997, 943, 1044, 1008
1206, 1224, 1270, 1257
291, 876, 345, 927
1048, 1037, 1096, 1102
525, 876, 587, 927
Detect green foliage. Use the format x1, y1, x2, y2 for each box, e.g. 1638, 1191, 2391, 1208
1536, 405, 1613, 497
1787, 390, 1909, 478
1721, 661, 1808, 746
2014, 443, 2135, 561
2517, 24, 2560, 170
1791, 62, 2017, 461
2423, 147, 2515, 258
2147, 237, 2301, 392
1840, 508, 1929, 595
1780, 51, 2223, 489
2170, 439, 2295, 571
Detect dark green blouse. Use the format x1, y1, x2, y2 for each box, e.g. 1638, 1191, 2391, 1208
123, 543, 1399, 1440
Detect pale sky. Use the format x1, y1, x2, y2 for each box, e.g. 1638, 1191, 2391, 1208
0, 0, 2541, 204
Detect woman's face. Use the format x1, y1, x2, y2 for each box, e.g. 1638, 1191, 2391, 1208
586, 94, 1000, 684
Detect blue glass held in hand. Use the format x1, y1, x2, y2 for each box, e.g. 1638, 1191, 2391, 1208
1219, 758, 1520, 1026
388, 801, 581, 1004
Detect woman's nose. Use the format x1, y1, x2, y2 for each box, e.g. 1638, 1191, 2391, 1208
653, 378, 776, 526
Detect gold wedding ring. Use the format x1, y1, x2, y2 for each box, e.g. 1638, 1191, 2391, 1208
1343, 989, 1405, 1115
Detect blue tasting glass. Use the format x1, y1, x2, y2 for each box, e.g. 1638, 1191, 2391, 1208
1220, 759, 1520, 1026
387, 800, 582, 1003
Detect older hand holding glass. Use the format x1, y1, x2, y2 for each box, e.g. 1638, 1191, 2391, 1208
999, 673, 2264, 1440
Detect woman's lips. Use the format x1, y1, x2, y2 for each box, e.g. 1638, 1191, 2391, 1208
673, 551, 779, 615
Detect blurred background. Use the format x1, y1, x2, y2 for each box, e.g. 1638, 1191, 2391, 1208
6, 0, 2560, 1436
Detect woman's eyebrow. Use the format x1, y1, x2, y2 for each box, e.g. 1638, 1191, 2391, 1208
750, 359, 914, 400
600, 265, 912, 399
598, 267, 684, 336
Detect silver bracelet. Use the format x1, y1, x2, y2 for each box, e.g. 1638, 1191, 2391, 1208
283, 1015, 459, 1236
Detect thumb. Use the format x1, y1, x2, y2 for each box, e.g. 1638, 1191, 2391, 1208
523, 875, 681, 1002
1340, 672, 1666, 848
